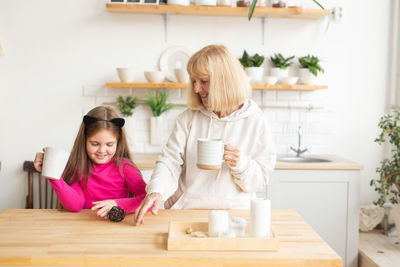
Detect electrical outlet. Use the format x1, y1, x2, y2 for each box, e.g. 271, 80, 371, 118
331, 6, 343, 21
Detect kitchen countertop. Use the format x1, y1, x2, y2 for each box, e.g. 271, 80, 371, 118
0, 209, 341, 266
132, 153, 363, 170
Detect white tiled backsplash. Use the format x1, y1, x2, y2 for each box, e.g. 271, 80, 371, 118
83, 84, 332, 156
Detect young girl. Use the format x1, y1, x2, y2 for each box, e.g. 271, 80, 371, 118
33, 106, 146, 218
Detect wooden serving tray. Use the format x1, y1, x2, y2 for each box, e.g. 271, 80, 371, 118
167, 221, 279, 251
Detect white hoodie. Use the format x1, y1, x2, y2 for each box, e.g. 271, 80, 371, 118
146, 99, 276, 209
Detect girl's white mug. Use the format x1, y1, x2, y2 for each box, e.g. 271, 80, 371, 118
41, 147, 70, 180
197, 138, 224, 170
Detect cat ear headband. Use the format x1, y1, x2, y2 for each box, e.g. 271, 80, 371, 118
83, 115, 125, 128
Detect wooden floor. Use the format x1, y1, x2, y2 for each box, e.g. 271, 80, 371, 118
359, 230, 400, 267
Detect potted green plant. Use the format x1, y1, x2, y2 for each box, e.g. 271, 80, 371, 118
145, 90, 176, 145
116, 96, 138, 144
117, 96, 138, 117
298, 55, 324, 84
239, 50, 265, 84
370, 107, 400, 237
269, 53, 294, 78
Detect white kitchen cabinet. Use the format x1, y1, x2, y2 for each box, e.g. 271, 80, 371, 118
267, 169, 360, 267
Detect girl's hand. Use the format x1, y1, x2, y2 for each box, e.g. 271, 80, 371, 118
223, 141, 240, 168
134, 192, 163, 226
33, 148, 46, 172
91, 200, 117, 219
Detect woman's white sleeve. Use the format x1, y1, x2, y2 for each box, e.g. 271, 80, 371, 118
145, 112, 190, 200
229, 122, 276, 193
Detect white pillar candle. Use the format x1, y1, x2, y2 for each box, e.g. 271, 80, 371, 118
208, 210, 229, 237
250, 199, 271, 238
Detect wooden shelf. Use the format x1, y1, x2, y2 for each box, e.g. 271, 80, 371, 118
106, 82, 186, 88
106, 4, 330, 20
106, 82, 327, 91
252, 84, 328, 91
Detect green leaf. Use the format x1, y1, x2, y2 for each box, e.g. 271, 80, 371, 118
248, 0, 257, 21
312, 0, 325, 9
145, 91, 176, 117
116, 96, 138, 117
270, 53, 294, 69
239, 50, 265, 68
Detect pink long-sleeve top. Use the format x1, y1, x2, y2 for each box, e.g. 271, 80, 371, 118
49, 159, 146, 213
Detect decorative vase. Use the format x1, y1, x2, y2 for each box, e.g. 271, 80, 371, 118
150, 116, 163, 146
245, 67, 264, 84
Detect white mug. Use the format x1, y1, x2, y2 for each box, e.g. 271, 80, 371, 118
41, 147, 70, 180
197, 138, 224, 170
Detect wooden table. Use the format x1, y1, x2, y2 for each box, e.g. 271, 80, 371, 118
0, 209, 341, 267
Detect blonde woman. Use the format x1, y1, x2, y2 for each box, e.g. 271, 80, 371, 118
134, 45, 276, 225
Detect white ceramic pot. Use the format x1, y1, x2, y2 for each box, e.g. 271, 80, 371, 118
270, 67, 288, 78
195, 0, 217, 5
150, 116, 163, 146
279, 76, 298, 85
217, 0, 232, 6
263, 76, 278, 85
299, 68, 317, 85
245, 67, 264, 84
393, 204, 400, 239
117, 68, 136, 83
168, 0, 190, 5
145, 71, 165, 83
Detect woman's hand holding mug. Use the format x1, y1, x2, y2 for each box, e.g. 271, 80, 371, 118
223, 141, 240, 168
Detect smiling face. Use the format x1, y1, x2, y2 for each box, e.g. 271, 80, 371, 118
86, 129, 118, 165
192, 75, 210, 107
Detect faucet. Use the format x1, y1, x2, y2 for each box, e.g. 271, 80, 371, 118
290, 126, 308, 157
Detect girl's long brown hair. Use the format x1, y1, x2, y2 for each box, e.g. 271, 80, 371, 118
62, 106, 134, 186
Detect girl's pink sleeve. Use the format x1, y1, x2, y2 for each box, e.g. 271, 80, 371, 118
115, 164, 147, 213
49, 178, 85, 212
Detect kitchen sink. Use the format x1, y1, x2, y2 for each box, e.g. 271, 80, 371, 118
277, 156, 332, 163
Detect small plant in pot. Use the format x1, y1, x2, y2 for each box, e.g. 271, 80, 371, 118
239, 50, 265, 84
298, 55, 324, 84
269, 53, 294, 79
370, 107, 400, 237
117, 96, 138, 117
116, 96, 138, 144
145, 90, 176, 146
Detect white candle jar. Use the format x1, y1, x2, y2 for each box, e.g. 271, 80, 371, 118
250, 199, 271, 238
208, 210, 229, 237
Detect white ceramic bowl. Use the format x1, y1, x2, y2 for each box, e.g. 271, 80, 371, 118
263, 76, 278, 85
168, 0, 190, 5
299, 76, 317, 85
195, 0, 217, 5
174, 68, 189, 83
280, 76, 298, 85
116, 68, 136, 83
145, 71, 165, 83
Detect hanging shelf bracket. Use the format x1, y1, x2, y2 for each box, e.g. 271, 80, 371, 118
164, 11, 170, 43
262, 15, 269, 46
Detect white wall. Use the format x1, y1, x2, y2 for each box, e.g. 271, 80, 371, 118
0, 0, 391, 211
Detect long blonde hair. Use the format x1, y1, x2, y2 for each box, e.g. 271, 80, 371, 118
63, 106, 134, 185
186, 44, 250, 112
